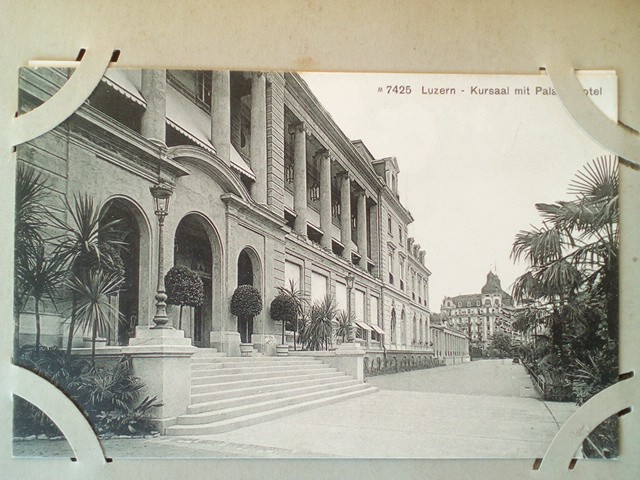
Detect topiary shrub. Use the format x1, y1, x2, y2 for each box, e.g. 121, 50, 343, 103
165, 266, 204, 330
231, 285, 262, 344
270, 293, 297, 345
230, 285, 262, 318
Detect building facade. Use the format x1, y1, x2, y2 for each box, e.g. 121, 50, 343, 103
16, 68, 439, 357
441, 272, 515, 351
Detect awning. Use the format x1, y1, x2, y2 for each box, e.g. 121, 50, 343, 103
102, 69, 145, 106
166, 85, 216, 153
355, 321, 372, 331
230, 146, 256, 180
370, 324, 385, 335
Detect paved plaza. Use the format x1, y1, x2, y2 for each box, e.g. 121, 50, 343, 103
13, 359, 577, 459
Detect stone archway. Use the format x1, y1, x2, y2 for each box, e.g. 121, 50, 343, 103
390, 308, 397, 345
100, 197, 150, 346
236, 247, 263, 344
173, 213, 222, 348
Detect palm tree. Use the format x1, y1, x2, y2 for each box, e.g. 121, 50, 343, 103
16, 242, 66, 353
276, 279, 309, 350
14, 164, 51, 354
511, 155, 618, 342
50, 194, 124, 355
301, 294, 337, 351
335, 310, 354, 343
67, 269, 123, 366
512, 156, 619, 338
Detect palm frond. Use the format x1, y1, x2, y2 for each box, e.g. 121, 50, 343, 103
568, 155, 618, 201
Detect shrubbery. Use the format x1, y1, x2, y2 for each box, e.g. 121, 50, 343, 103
14, 345, 161, 438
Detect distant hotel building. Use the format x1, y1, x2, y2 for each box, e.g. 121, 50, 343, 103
16, 68, 462, 357
441, 272, 515, 350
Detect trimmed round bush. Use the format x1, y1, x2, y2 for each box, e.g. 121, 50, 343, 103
230, 285, 262, 317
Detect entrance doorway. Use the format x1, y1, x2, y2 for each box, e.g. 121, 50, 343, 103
237, 249, 255, 343
101, 199, 141, 346
174, 214, 214, 347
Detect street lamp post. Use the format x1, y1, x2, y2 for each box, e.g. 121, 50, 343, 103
150, 181, 174, 329
346, 272, 355, 343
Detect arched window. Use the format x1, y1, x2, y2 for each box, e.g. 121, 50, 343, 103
390, 308, 397, 344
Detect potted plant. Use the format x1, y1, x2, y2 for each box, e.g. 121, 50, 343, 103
230, 285, 262, 355
165, 266, 204, 330
270, 293, 297, 356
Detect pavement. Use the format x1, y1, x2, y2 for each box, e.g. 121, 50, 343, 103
13, 359, 577, 459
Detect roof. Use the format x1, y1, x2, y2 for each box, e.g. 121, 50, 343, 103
443, 272, 514, 307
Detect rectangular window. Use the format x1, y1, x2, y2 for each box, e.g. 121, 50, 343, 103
388, 252, 394, 284
370, 295, 379, 326
355, 289, 365, 322
388, 215, 392, 235
284, 261, 302, 290
335, 281, 347, 313
311, 271, 328, 303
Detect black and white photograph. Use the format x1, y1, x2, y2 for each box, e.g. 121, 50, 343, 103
10, 66, 621, 461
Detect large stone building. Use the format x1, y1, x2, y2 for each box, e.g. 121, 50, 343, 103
441, 272, 515, 351
16, 68, 445, 358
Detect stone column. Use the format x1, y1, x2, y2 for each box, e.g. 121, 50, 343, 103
356, 191, 368, 268
340, 173, 352, 261
211, 70, 231, 164
251, 73, 268, 204
141, 69, 166, 143
292, 123, 307, 236
318, 150, 333, 249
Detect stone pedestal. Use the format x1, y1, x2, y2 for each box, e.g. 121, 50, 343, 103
129, 326, 192, 346
210, 330, 241, 357
126, 326, 196, 431
332, 343, 365, 381
251, 333, 277, 356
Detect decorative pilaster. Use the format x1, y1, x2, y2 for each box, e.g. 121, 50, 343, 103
339, 173, 352, 261
211, 70, 231, 164
317, 149, 332, 248
356, 191, 367, 267
251, 73, 268, 204
141, 70, 167, 143
292, 122, 307, 236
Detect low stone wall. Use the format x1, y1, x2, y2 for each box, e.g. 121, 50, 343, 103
364, 349, 440, 376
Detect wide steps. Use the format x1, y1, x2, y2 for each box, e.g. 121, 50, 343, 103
191, 370, 344, 397
178, 382, 370, 425
187, 376, 359, 413
165, 354, 377, 436
191, 362, 329, 378
191, 366, 337, 385
190, 373, 349, 403
165, 385, 377, 436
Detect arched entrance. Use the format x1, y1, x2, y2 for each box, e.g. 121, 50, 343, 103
101, 198, 146, 346
390, 308, 397, 345
237, 247, 261, 344
174, 214, 218, 347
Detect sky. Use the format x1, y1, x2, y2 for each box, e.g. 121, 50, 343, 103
299, 72, 616, 312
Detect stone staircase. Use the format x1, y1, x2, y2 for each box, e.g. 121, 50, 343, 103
164, 352, 377, 436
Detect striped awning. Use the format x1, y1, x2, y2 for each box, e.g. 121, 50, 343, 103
370, 324, 385, 335
355, 321, 372, 331
102, 69, 146, 106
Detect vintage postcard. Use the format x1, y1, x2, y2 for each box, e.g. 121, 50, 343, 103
10, 67, 621, 461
